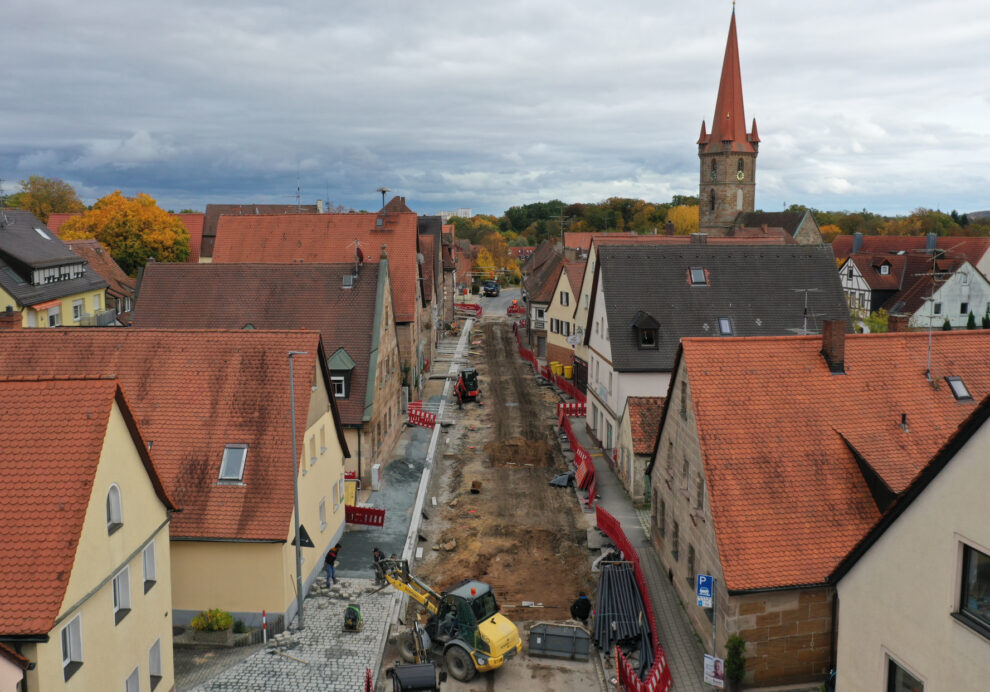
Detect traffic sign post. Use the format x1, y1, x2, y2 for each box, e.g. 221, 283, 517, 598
697, 574, 718, 688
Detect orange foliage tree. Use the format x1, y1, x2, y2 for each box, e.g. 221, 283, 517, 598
60, 191, 189, 275
667, 205, 700, 235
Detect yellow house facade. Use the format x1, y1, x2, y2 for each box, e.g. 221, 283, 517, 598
0, 284, 107, 327
0, 379, 177, 692
544, 260, 585, 370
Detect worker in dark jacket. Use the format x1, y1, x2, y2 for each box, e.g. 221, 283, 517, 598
325, 544, 341, 586
570, 592, 592, 627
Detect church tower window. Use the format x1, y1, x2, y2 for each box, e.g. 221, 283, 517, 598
737, 158, 744, 173
710, 189, 716, 211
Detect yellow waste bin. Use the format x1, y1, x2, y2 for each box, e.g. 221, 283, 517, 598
564, 365, 574, 379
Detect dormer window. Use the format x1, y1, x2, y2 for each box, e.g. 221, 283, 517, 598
946, 376, 972, 401
879, 264, 890, 275
327, 347, 356, 399
219, 444, 248, 482
690, 267, 707, 286
375, 215, 385, 228
632, 311, 660, 350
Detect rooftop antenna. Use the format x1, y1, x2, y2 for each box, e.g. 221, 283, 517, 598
296, 171, 301, 211
787, 288, 823, 335
913, 244, 960, 382
377, 187, 390, 211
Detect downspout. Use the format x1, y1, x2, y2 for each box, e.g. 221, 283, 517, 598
358, 427, 363, 482
829, 592, 839, 673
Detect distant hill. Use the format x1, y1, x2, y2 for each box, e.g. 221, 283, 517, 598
969, 210, 990, 221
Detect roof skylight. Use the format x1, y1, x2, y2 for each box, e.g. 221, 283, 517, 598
219, 444, 248, 481
690, 267, 707, 285
34, 227, 51, 240
945, 376, 972, 401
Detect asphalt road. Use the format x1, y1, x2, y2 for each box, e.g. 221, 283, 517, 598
478, 285, 522, 317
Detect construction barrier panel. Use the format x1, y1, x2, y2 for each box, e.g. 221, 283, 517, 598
507, 303, 526, 316
454, 302, 482, 316
596, 506, 674, 692
345, 505, 386, 527
408, 408, 436, 429
557, 402, 587, 418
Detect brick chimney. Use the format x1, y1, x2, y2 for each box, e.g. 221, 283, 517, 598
821, 320, 846, 374
665, 220, 675, 236
888, 314, 910, 332
0, 306, 22, 330
852, 232, 863, 254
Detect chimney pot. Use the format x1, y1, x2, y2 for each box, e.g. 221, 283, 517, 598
926, 232, 937, 252
821, 320, 846, 374
888, 314, 909, 332
852, 232, 863, 254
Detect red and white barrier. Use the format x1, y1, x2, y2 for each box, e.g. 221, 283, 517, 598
557, 401, 587, 418
408, 407, 436, 429
345, 505, 386, 527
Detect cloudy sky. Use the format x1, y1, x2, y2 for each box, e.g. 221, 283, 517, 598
2, 0, 989, 216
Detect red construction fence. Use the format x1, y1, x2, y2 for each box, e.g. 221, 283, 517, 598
557, 401, 587, 418
512, 322, 539, 374
559, 413, 596, 507
408, 407, 436, 428
454, 302, 482, 316
345, 505, 386, 527
596, 506, 674, 692
540, 364, 586, 405
507, 303, 525, 316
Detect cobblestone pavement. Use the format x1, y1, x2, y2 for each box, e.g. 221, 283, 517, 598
189, 578, 394, 692
635, 508, 652, 539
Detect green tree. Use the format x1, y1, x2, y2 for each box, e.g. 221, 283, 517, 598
861, 309, 889, 333
942, 318, 953, 331
7, 175, 85, 223
60, 191, 190, 275
967, 311, 977, 330
725, 634, 747, 684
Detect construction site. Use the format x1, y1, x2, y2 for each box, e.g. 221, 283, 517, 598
376, 312, 605, 690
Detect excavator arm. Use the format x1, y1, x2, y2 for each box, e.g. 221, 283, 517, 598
377, 558, 443, 615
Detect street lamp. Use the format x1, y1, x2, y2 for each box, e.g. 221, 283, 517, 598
288, 350, 308, 629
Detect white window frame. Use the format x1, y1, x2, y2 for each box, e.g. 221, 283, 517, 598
561, 291, 569, 306
61, 614, 83, 679
690, 267, 707, 285
106, 483, 123, 533
309, 436, 317, 464
73, 299, 84, 322
143, 542, 157, 592
946, 376, 972, 401
320, 425, 327, 454
338, 478, 345, 508
332, 479, 340, 510
879, 264, 890, 275
125, 666, 140, 692
331, 376, 345, 398
149, 639, 163, 688
48, 304, 61, 327
93, 294, 101, 312
112, 566, 131, 624
320, 498, 327, 530
219, 444, 248, 482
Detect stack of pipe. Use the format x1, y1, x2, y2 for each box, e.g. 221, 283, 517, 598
593, 562, 654, 678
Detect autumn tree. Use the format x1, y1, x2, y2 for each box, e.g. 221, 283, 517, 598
5, 175, 85, 223
60, 191, 190, 275
819, 224, 842, 243
666, 205, 700, 235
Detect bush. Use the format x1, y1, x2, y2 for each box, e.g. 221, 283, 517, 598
725, 634, 747, 684
967, 311, 977, 330
190, 609, 234, 632
942, 318, 953, 331
233, 620, 247, 634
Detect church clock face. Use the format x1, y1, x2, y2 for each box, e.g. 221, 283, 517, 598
736, 170, 745, 181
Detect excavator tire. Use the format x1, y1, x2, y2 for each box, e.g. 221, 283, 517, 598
444, 646, 476, 682
399, 631, 419, 664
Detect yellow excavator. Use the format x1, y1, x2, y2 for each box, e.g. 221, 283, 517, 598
376, 558, 522, 682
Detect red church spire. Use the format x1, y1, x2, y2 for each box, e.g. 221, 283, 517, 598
704, 7, 756, 153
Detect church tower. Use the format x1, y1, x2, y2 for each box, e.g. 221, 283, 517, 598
698, 7, 759, 235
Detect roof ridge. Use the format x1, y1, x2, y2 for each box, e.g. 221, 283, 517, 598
0, 374, 117, 382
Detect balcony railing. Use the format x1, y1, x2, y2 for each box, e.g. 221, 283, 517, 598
79, 310, 119, 327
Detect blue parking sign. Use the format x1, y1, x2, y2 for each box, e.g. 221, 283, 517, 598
697, 574, 713, 608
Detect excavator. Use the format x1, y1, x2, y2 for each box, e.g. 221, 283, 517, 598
376, 558, 522, 682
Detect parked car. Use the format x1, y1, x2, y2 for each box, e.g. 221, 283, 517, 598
483, 280, 500, 297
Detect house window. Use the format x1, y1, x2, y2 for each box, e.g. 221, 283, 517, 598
946, 376, 972, 401
960, 302, 969, 314
143, 542, 157, 592
672, 521, 680, 561
886, 657, 924, 692
584, 294, 589, 309
718, 318, 732, 336
709, 189, 715, 212
126, 667, 140, 692
687, 544, 696, 586
106, 484, 123, 534
73, 299, 84, 322
639, 328, 657, 348
93, 294, 101, 312
149, 639, 163, 689
112, 566, 131, 624
658, 498, 666, 538
319, 498, 327, 531
958, 544, 990, 633
309, 436, 317, 464
219, 444, 248, 482
48, 304, 61, 327
880, 264, 890, 275
933, 302, 942, 315
696, 477, 705, 510
332, 479, 340, 510
320, 425, 327, 454
61, 614, 83, 680
680, 381, 688, 419
561, 291, 569, 306
690, 267, 707, 285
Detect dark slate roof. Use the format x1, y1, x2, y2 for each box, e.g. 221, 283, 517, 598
524, 251, 565, 304
594, 245, 851, 371
131, 262, 383, 426
0, 211, 107, 307
735, 211, 810, 237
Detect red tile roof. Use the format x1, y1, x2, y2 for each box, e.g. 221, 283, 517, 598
627, 397, 664, 455
173, 213, 205, 262
65, 239, 136, 297
832, 235, 990, 265
0, 329, 345, 543
131, 263, 382, 426
0, 642, 29, 669
0, 378, 174, 636
419, 234, 435, 302
699, 9, 758, 154
673, 331, 990, 591
211, 212, 420, 322
44, 213, 82, 235
562, 261, 586, 299
564, 232, 638, 253
382, 196, 413, 213
844, 253, 908, 291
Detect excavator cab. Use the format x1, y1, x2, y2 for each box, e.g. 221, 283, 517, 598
456, 368, 480, 404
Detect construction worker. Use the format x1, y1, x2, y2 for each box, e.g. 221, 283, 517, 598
570, 592, 592, 627
456, 376, 467, 409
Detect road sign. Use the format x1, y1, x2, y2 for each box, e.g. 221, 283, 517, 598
566, 334, 581, 346
697, 574, 713, 608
